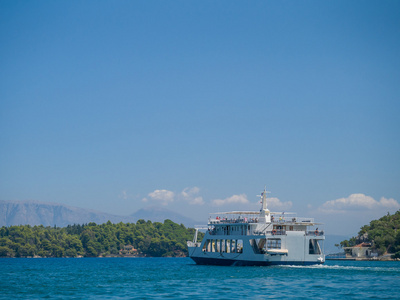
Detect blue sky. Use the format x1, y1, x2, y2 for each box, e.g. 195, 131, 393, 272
1, 1, 399, 235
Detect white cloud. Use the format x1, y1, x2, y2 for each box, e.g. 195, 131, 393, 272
181, 187, 200, 198
142, 189, 175, 206
181, 187, 204, 205
212, 194, 249, 206
267, 197, 293, 211
190, 197, 205, 205
318, 193, 400, 214
379, 197, 400, 208
119, 190, 128, 200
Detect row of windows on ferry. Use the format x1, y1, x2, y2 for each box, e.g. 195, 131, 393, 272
202, 238, 322, 255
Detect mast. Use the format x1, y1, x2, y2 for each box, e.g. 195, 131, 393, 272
258, 186, 271, 223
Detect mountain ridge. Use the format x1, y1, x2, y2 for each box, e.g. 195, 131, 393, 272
0, 200, 198, 228
130, 206, 201, 227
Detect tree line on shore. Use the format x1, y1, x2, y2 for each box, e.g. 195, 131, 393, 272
340, 210, 400, 258
0, 219, 203, 258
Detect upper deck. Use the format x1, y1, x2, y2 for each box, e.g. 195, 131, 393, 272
196, 188, 324, 237
208, 212, 317, 226
205, 211, 324, 237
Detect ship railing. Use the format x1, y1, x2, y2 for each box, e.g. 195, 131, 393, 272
187, 241, 201, 247
271, 217, 315, 223
253, 224, 271, 235
208, 229, 217, 235
209, 219, 220, 224
209, 218, 259, 224
208, 228, 259, 236
296, 217, 315, 223
266, 230, 286, 236
306, 230, 324, 236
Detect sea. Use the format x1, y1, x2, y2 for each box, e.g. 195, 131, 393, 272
1, 258, 399, 299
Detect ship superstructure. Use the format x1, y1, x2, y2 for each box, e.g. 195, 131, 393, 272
187, 187, 325, 266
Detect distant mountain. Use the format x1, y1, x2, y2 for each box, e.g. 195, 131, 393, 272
0, 200, 135, 227
0, 200, 200, 229
130, 206, 201, 228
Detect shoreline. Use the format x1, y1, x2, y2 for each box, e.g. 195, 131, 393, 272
326, 257, 400, 261
3, 255, 399, 261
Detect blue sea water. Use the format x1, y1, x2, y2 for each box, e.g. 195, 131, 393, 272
1, 258, 399, 299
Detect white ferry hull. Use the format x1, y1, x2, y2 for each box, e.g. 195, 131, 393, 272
188, 232, 325, 266
189, 255, 322, 266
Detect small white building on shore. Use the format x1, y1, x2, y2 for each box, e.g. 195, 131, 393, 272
344, 242, 378, 258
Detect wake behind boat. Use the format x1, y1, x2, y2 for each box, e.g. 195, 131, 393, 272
187, 187, 325, 266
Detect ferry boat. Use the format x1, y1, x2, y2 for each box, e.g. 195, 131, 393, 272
187, 187, 325, 266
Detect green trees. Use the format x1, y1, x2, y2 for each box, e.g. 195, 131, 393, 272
339, 237, 357, 248
0, 220, 201, 258
340, 210, 400, 257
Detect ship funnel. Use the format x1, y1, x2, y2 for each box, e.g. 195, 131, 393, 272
259, 186, 271, 223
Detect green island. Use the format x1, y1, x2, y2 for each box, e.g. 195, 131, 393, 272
0, 219, 203, 258
338, 210, 400, 260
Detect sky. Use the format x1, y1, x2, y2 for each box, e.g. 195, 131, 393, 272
1, 1, 399, 236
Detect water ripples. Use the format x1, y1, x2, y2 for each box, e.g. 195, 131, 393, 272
1, 258, 399, 299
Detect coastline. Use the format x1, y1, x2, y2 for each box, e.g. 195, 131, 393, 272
326, 256, 400, 261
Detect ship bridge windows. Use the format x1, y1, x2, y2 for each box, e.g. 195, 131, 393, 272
214, 225, 250, 235
273, 225, 286, 231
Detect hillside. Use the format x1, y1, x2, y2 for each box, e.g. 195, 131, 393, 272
340, 210, 400, 258
0, 219, 201, 258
